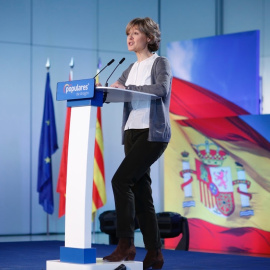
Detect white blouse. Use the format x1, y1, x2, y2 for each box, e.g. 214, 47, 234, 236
124, 53, 159, 130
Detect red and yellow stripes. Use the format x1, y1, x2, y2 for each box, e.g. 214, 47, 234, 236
92, 107, 106, 213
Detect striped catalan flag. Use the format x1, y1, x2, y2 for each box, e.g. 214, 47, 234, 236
92, 106, 106, 213
92, 59, 106, 214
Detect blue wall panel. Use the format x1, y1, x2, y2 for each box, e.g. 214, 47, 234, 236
32, 0, 97, 49
97, 0, 158, 53
160, 0, 216, 56
0, 0, 31, 44
0, 44, 31, 234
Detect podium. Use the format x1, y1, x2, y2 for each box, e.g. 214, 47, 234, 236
47, 79, 158, 270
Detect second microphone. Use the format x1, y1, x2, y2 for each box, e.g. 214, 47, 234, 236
105, 58, 126, 87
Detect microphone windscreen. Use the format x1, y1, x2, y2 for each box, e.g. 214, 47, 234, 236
119, 58, 125, 64
107, 59, 115, 66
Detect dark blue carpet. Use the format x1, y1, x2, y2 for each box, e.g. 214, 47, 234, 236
0, 241, 270, 269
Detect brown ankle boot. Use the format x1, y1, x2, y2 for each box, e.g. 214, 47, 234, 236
143, 249, 164, 269
103, 238, 136, 262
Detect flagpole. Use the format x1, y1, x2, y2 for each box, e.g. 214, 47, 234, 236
46, 58, 50, 236
92, 212, 96, 244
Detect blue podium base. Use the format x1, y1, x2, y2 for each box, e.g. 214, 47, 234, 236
47, 258, 143, 270
60, 247, 96, 264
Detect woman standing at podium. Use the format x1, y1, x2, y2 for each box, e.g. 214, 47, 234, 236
103, 17, 172, 270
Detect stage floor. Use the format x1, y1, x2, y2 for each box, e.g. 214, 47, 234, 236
0, 238, 270, 270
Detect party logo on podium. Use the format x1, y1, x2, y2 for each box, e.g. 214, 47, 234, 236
56, 78, 95, 101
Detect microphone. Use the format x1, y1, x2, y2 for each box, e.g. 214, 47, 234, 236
93, 59, 115, 79
114, 264, 126, 270
105, 58, 126, 87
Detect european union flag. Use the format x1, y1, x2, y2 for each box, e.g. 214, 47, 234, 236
37, 72, 58, 214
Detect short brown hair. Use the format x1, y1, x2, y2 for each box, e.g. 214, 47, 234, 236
126, 17, 161, 52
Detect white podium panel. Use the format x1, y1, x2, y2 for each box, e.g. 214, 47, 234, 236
47, 258, 143, 270
65, 106, 97, 249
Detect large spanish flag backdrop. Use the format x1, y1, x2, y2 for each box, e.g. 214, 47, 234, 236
164, 31, 270, 255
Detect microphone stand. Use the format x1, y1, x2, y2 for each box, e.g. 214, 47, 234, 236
105, 58, 125, 87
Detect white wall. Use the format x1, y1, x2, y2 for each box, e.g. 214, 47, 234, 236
0, 0, 269, 236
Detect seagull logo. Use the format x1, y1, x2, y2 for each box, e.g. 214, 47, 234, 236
63, 84, 71, 93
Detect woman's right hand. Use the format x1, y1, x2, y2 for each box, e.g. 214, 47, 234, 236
110, 81, 125, 89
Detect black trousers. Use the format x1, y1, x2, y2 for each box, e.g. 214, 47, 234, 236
111, 129, 168, 250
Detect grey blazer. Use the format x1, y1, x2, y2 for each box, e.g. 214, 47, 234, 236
118, 56, 172, 144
